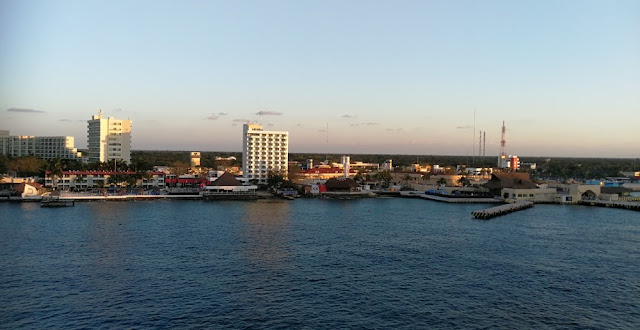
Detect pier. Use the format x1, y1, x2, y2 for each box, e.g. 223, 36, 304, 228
578, 200, 640, 211
472, 201, 534, 219
400, 191, 502, 203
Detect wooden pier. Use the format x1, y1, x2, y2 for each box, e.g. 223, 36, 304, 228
472, 201, 534, 220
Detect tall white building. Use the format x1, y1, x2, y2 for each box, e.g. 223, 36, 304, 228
0, 130, 83, 160
87, 110, 132, 163
242, 124, 288, 184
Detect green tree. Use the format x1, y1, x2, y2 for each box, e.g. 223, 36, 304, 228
437, 178, 447, 186
403, 174, 412, 186
267, 171, 284, 189
6, 156, 45, 176
169, 161, 189, 175
457, 176, 471, 187
74, 176, 85, 192
47, 159, 63, 190
126, 175, 138, 188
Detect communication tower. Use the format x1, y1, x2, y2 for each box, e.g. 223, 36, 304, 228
498, 121, 507, 167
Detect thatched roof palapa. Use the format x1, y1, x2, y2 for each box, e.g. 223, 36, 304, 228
210, 172, 243, 186
483, 173, 538, 190
325, 177, 360, 190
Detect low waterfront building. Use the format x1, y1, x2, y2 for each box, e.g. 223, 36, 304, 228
324, 177, 361, 192
293, 167, 357, 182
202, 172, 257, 199
15, 182, 45, 198
501, 187, 557, 203
483, 173, 538, 197
44, 170, 166, 191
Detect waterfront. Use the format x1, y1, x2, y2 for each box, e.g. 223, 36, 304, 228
1, 199, 638, 329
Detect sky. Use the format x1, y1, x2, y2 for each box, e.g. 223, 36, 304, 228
1, 0, 638, 158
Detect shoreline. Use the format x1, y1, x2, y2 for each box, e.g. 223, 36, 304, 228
3, 192, 639, 212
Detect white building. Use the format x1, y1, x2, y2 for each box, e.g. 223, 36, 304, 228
0, 130, 83, 160
242, 123, 288, 184
190, 152, 201, 167
382, 159, 393, 171
87, 110, 132, 163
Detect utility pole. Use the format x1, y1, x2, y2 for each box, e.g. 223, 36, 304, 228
472, 109, 476, 166
483, 131, 486, 157
478, 130, 482, 159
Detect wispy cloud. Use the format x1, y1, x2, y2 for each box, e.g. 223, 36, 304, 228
113, 108, 123, 112
207, 114, 220, 120
59, 119, 72, 122
296, 123, 304, 127
385, 128, 405, 134
350, 122, 379, 127
218, 112, 228, 116
7, 107, 45, 113
456, 125, 473, 129
256, 110, 282, 116
232, 118, 251, 123
341, 114, 356, 119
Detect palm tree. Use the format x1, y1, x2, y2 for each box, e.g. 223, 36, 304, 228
74, 176, 85, 192
457, 176, 471, 187
48, 159, 63, 191
437, 178, 447, 187
403, 174, 412, 186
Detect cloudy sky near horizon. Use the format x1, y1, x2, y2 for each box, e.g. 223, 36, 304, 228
1, 0, 638, 157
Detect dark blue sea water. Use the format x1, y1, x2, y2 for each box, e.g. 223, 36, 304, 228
1, 199, 638, 329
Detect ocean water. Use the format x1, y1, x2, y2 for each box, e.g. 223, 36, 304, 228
0, 199, 638, 329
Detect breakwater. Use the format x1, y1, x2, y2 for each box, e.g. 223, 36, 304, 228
472, 201, 534, 219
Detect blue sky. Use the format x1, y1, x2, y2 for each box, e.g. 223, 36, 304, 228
1, 0, 638, 157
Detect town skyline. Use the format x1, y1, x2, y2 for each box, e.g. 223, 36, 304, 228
1, 0, 638, 158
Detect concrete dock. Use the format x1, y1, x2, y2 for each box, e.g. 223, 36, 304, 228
400, 191, 502, 203
578, 200, 640, 211
472, 201, 534, 219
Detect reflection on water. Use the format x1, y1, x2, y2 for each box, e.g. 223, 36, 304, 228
239, 200, 293, 270
0, 200, 638, 329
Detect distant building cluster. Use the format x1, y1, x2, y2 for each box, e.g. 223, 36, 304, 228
1, 110, 132, 164
3, 115, 640, 204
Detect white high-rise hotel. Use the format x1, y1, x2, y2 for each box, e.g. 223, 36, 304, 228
87, 110, 132, 163
242, 124, 288, 184
0, 130, 83, 160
